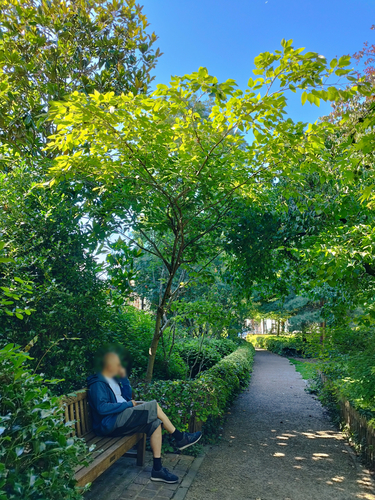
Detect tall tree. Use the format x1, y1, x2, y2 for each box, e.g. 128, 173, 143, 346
0, 0, 160, 386
0, 0, 160, 159
46, 41, 358, 380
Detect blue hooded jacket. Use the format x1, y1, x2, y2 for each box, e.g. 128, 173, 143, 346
87, 373, 134, 436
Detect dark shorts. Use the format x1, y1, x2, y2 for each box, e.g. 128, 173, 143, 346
110, 400, 162, 438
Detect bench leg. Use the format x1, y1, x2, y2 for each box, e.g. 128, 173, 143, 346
136, 433, 146, 466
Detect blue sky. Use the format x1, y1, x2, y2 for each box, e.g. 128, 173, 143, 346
142, 0, 374, 123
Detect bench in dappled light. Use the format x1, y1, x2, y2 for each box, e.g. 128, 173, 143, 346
63, 389, 146, 487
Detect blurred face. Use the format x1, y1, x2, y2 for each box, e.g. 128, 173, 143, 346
102, 352, 121, 377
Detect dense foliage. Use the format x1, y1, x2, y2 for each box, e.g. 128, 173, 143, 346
108, 306, 187, 381
0, 0, 160, 393
248, 334, 309, 357
316, 327, 375, 426
0, 0, 160, 157
0, 166, 109, 393
136, 342, 255, 448
109, 309, 241, 380
46, 40, 358, 380
175, 338, 238, 378
1, 0, 375, 493
0, 345, 89, 500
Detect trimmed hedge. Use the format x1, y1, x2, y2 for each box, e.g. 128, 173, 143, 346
247, 334, 308, 357
135, 342, 255, 440
175, 338, 238, 377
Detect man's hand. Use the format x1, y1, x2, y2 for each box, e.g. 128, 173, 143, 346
131, 400, 137, 407
118, 366, 126, 378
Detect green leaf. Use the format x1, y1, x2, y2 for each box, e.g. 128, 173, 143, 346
335, 69, 351, 77
15, 447, 24, 457
338, 55, 351, 67
360, 184, 374, 203
301, 91, 308, 105
307, 93, 314, 104
330, 58, 337, 69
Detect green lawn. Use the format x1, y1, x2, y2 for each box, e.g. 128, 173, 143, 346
288, 358, 316, 380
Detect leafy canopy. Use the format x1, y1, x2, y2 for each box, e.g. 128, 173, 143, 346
46, 41, 359, 270
45, 40, 362, 379
0, 0, 160, 158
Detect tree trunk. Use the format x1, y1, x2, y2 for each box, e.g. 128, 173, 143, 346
145, 306, 163, 382
319, 320, 326, 345
145, 268, 176, 382
319, 300, 325, 345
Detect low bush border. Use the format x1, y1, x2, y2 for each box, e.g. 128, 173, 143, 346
135, 342, 255, 447
318, 372, 375, 469
247, 334, 309, 357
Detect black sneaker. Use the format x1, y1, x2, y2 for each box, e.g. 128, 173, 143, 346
175, 431, 202, 450
151, 467, 179, 484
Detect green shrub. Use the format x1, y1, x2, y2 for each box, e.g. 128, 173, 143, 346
209, 338, 238, 357
0, 345, 89, 500
310, 326, 375, 467
318, 326, 375, 423
0, 168, 112, 395
135, 343, 255, 446
246, 334, 273, 348
247, 334, 308, 357
175, 338, 237, 378
106, 307, 187, 381
198, 342, 254, 411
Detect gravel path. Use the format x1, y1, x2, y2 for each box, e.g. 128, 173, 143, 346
185, 349, 375, 500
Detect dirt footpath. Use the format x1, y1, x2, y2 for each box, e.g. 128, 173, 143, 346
185, 349, 375, 500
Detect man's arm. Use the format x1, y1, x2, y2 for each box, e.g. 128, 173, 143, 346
117, 367, 133, 401
118, 376, 132, 401
89, 384, 133, 415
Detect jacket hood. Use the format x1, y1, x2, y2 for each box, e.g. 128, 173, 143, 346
87, 372, 108, 387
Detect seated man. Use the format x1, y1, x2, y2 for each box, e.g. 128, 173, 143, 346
87, 352, 202, 484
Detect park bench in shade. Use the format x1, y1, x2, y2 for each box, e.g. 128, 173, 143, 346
63, 389, 146, 487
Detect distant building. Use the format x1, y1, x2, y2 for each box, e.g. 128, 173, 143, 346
244, 318, 288, 335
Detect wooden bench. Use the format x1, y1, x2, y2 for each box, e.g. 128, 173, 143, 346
63, 389, 146, 487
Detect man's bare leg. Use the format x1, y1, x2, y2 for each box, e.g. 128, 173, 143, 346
156, 403, 175, 434
150, 423, 178, 482
150, 423, 162, 458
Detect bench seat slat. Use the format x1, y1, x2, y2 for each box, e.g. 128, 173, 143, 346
81, 431, 96, 442
84, 434, 109, 448
75, 437, 122, 473
74, 433, 141, 486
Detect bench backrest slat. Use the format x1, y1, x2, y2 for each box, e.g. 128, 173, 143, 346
79, 398, 86, 435
62, 389, 92, 438
75, 401, 81, 435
